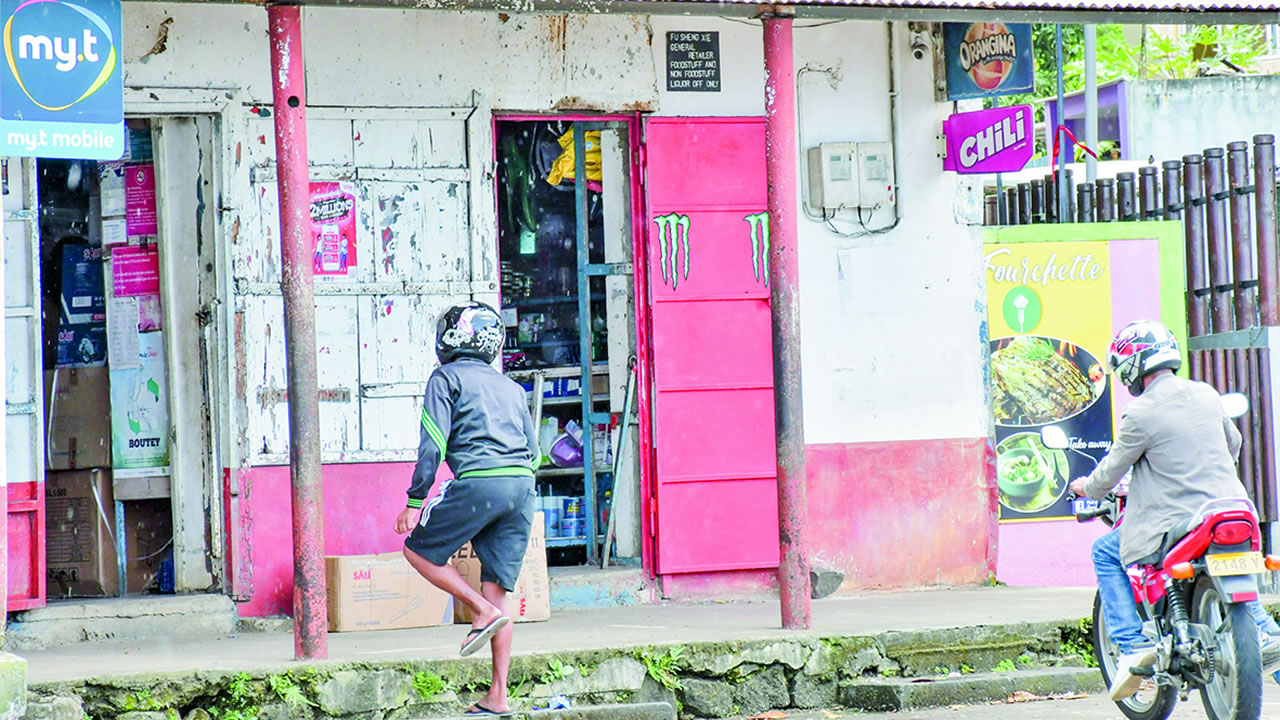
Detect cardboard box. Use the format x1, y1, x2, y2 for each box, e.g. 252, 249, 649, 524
452, 511, 550, 624
60, 244, 106, 325
55, 323, 108, 368
45, 469, 118, 598
44, 367, 111, 471
326, 553, 455, 632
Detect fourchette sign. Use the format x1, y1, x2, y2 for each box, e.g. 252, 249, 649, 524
941, 105, 1034, 175
0, 0, 124, 159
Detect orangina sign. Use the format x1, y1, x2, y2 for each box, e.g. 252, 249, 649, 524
983, 223, 1188, 523
943, 22, 1034, 101
0, 0, 123, 159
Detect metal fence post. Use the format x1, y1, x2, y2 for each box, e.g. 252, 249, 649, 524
1184, 155, 1210, 337
1076, 183, 1095, 223
1206, 148, 1235, 333
1117, 172, 1136, 221
1162, 160, 1183, 221
1254, 135, 1279, 326
1228, 141, 1258, 329
1139, 166, 1160, 220
1096, 178, 1115, 222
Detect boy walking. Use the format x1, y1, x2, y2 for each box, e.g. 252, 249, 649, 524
395, 301, 540, 717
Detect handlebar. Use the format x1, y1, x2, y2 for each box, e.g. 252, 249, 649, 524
1076, 506, 1110, 523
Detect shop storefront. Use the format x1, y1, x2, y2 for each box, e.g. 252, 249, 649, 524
7, 5, 999, 618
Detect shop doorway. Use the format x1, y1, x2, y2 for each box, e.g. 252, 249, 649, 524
642, 117, 780, 578
494, 116, 644, 569
7, 114, 222, 610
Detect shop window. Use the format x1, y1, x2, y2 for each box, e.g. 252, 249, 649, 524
38, 118, 177, 597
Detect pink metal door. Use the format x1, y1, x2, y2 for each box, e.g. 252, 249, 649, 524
644, 117, 779, 575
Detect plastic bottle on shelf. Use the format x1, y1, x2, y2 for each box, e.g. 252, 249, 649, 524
539, 417, 559, 458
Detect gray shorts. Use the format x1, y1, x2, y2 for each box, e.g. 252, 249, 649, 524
404, 474, 535, 592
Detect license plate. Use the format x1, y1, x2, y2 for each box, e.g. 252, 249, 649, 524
1206, 552, 1266, 577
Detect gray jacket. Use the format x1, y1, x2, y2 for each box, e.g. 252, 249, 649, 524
1083, 373, 1247, 566
406, 358, 539, 509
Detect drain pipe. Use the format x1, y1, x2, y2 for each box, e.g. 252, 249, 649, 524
267, 3, 329, 661
763, 10, 813, 631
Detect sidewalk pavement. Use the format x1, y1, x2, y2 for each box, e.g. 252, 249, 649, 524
22, 586, 1104, 686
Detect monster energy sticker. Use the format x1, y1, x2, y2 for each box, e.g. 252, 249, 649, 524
745, 212, 770, 285
654, 213, 691, 289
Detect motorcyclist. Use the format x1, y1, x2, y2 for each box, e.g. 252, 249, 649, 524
1068, 319, 1280, 701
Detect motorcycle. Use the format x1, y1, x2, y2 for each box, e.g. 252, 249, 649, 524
1040, 393, 1279, 720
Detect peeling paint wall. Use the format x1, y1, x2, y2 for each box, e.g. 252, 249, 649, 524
121, 5, 659, 111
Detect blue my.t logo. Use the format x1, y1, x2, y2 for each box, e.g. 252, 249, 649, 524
0, 0, 121, 124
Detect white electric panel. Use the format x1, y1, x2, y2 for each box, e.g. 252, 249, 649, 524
807, 141, 896, 212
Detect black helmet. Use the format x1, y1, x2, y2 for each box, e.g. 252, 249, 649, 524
436, 302, 505, 364
1108, 319, 1181, 396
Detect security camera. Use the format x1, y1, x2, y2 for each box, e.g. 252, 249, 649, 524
910, 31, 930, 61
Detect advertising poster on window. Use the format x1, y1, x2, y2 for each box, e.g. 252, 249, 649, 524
985, 223, 1186, 523
310, 181, 356, 279
110, 331, 170, 477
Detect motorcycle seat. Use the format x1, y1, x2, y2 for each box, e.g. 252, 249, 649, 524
1132, 518, 1197, 568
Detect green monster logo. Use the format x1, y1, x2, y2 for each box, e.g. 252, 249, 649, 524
745, 212, 770, 285
653, 213, 691, 289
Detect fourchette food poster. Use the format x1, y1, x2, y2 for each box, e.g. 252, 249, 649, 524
985, 223, 1187, 523
986, 240, 1116, 522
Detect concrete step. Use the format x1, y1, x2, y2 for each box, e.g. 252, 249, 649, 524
549, 565, 647, 610
511, 703, 675, 720
842, 667, 1105, 712
8, 594, 237, 651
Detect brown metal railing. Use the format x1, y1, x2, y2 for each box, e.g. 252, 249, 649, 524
985, 134, 1280, 524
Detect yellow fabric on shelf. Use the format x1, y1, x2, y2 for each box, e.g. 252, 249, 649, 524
546, 129, 602, 186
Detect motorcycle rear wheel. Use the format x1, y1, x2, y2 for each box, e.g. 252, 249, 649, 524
1192, 577, 1263, 720
1093, 592, 1178, 720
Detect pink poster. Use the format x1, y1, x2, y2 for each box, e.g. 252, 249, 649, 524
126, 164, 158, 237
310, 182, 357, 278
112, 245, 161, 297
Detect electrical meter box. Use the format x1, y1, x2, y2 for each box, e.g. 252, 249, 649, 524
807, 141, 896, 212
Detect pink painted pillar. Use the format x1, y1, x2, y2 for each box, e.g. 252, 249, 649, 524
763, 15, 812, 630
267, 3, 328, 660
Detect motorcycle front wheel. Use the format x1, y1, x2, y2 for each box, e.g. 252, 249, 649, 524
1093, 592, 1178, 720
1192, 577, 1263, 720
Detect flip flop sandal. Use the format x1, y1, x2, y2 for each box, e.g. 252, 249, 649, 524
459, 615, 511, 657
464, 703, 512, 717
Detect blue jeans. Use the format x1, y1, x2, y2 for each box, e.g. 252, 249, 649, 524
1092, 527, 1279, 654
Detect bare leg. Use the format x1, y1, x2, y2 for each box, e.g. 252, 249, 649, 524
480, 582, 512, 712
402, 546, 503, 643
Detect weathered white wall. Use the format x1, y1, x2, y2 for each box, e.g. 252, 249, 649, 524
1125, 75, 1280, 162
650, 17, 988, 445
122, 5, 658, 111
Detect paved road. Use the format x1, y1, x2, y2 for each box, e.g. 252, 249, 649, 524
820, 682, 1280, 720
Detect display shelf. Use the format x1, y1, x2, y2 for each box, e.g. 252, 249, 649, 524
508, 363, 608, 381
540, 394, 609, 406
507, 294, 604, 308
545, 536, 588, 548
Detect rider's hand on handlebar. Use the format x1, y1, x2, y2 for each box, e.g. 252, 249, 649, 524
1069, 477, 1089, 499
